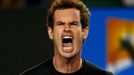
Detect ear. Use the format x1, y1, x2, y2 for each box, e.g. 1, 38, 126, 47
82, 27, 89, 40
48, 27, 53, 40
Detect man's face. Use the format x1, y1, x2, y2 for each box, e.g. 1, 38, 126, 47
48, 8, 88, 58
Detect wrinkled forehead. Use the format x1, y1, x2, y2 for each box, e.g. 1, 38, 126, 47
54, 8, 81, 22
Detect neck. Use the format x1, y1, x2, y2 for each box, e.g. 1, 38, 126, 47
53, 53, 82, 73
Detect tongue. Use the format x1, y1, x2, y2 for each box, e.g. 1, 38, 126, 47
63, 43, 72, 47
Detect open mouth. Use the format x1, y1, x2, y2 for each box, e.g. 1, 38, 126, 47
62, 35, 73, 51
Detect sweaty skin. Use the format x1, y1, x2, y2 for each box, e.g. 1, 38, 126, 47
48, 8, 88, 73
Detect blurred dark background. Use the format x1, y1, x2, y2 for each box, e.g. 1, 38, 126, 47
0, 0, 134, 75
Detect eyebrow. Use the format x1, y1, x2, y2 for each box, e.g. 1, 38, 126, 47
55, 20, 79, 24
55, 20, 80, 27
55, 21, 65, 24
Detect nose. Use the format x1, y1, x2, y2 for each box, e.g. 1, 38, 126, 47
64, 24, 71, 32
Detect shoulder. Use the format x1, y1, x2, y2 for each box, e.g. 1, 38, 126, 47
83, 59, 113, 75
19, 58, 52, 75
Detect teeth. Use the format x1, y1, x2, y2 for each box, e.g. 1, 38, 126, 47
63, 36, 72, 39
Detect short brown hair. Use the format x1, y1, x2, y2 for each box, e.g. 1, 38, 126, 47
47, 0, 90, 29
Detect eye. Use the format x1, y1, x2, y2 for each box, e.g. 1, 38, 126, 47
56, 21, 65, 26
69, 21, 79, 26
70, 23, 78, 26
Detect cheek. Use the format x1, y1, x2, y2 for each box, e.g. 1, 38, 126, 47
74, 29, 83, 42
53, 28, 62, 40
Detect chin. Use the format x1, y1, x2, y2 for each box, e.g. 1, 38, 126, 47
60, 51, 77, 59
62, 54, 74, 58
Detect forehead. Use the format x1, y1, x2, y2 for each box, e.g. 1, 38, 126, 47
54, 8, 80, 21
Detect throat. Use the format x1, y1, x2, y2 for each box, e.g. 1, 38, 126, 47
53, 57, 82, 73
